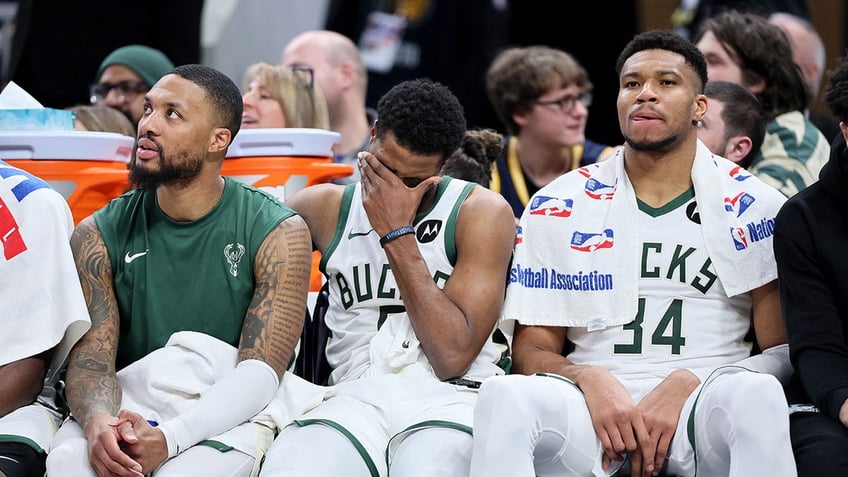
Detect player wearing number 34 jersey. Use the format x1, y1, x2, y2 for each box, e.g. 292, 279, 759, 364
470, 30, 796, 477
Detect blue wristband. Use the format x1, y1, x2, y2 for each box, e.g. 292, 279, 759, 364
379, 226, 415, 247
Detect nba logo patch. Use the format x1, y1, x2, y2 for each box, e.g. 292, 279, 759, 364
0, 197, 26, 260
570, 229, 614, 252
577, 164, 599, 178
723, 192, 755, 217
515, 225, 523, 245
584, 178, 616, 200
730, 227, 748, 250
729, 166, 751, 182
529, 196, 573, 217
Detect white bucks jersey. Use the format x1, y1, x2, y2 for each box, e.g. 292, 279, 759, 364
567, 191, 752, 399
321, 177, 506, 384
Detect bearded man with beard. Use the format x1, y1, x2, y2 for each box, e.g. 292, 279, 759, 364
46, 64, 313, 477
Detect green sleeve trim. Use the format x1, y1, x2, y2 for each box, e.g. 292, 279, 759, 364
0, 435, 44, 453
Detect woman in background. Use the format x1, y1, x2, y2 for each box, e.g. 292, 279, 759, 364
67, 104, 135, 136
241, 62, 330, 129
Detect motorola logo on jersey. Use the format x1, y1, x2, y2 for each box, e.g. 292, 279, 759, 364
686, 200, 701, 224
416, 220, 441, 243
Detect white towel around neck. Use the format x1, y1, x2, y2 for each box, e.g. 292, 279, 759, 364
502, 141, 786, 332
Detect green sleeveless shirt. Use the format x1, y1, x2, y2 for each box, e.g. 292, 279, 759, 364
95, 177, 296, 370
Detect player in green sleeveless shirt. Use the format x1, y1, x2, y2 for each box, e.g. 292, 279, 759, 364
48, 65, 312, 477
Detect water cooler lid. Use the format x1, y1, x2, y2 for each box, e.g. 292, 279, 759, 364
227, 128, 340, 158
0, 131, 134, 163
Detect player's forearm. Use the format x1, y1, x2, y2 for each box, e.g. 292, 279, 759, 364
383, 239, 477, 378
65, 364, 122, 429
512, 343, 585, 381
157, 359, 278, 457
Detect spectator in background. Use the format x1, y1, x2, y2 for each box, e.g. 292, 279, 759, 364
698, 80, 767, 167
281, 30, 375, 184
485, 45, 614, 219
440, 128, 503, 187
90, 45, 175, 128
241, 62, 329, 130
67, 104, 136, 137
672, 0, 811, 39
773, 53, 848, 477
768, 11, 841, 141
695, 10, 829, 197
0, 160, 90, 477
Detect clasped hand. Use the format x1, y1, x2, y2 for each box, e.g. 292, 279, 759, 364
582, 368, 697, 477
86, 409, 168, 477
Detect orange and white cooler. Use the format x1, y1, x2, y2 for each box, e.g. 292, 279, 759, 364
3, 128, 351, 291
0, 131, 134, 225
224, 128, 352, 201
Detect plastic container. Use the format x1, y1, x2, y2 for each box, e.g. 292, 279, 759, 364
224, 128, 351, 201
0, 131, 134, 224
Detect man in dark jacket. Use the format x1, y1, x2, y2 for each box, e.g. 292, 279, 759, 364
773, 53, 848, 476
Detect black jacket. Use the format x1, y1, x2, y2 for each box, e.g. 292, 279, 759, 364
774, 133, 848, 419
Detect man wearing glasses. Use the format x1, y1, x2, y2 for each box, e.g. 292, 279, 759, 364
90, 45, 175, 127
485, 45, 615, 220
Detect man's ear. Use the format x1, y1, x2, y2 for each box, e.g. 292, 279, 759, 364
726, 135, 753, 164
339, 61, 355, 91
208, 127, 232, 154
693, 93, 708, 123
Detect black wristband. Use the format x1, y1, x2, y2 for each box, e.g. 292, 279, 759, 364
379, 226, 415, 247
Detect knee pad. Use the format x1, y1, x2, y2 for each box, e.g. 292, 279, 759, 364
718, 372, 787, 416
0, 442, 45, 477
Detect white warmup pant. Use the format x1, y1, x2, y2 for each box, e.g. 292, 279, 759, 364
470, 371, 796, 477
258, 374, 478, 477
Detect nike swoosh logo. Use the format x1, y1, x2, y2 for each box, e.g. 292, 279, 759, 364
124, 249, 149, 264
347, 229, 374, 239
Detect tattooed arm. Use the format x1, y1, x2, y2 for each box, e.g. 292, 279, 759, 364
237, 214, 312, 376
67, 216, 144, 477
